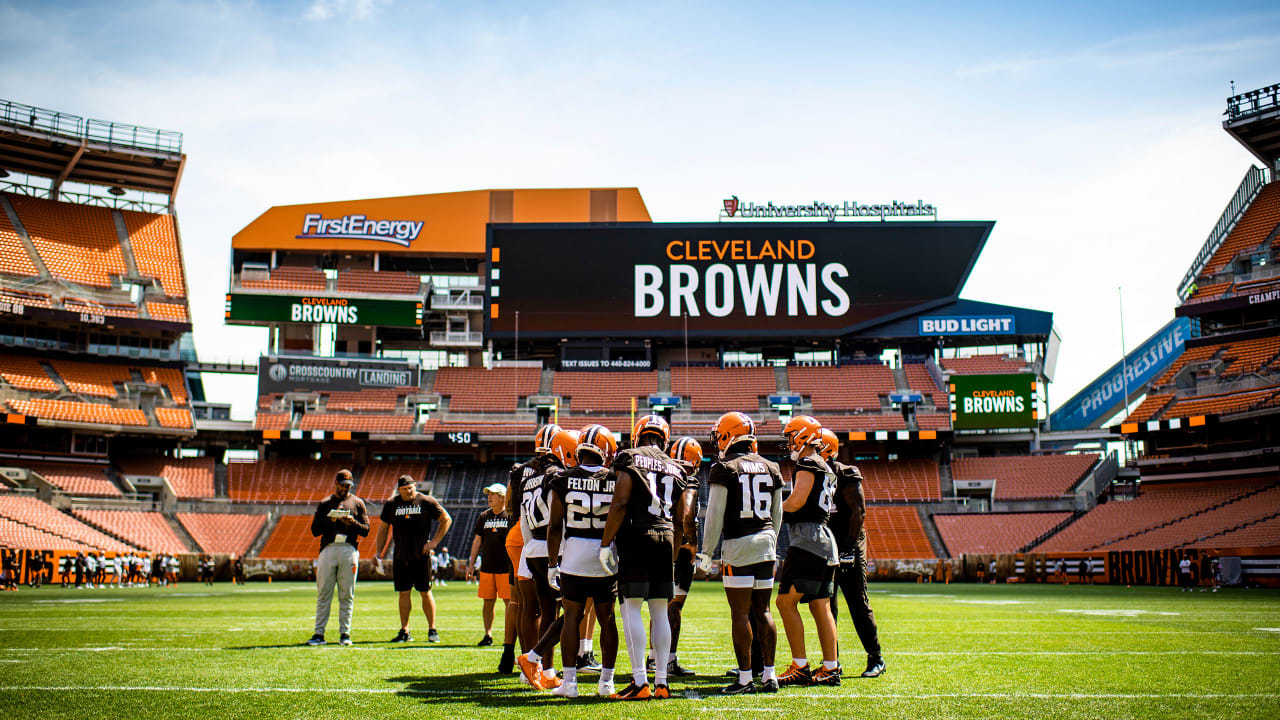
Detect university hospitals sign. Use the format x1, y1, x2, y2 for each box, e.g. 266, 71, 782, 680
720, 196, 938, 221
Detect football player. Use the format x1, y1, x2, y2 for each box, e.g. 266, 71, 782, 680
545, 424, 621, 698
663, 436, 703, 678
600, 415, 683, 700
700, 412, 785, 695
775, 416, 841, 687
819, 429, 884, 678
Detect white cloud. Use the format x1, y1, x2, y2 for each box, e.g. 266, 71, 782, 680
305, 0, 388, 22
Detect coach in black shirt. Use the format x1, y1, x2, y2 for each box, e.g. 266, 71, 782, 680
376, 475, 451, 643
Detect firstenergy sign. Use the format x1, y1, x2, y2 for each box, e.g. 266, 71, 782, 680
950, 374, 1038, 430
486, 222, 991, 338
297, 213, 424, 247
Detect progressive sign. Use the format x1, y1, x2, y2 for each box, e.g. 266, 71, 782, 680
950, 373, 1038, 430
226, 293, 423, 327
486, 222, 991, 338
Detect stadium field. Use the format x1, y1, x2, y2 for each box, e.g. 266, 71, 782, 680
1, 581, 1277, 720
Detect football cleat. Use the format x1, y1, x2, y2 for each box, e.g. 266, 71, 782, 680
721, 680, 756, 695
814, 665, 841, 686
541, 673, 562, 689
339, 634, 352, 646
477, 634, 494, 647
390, 629, 412, 643
551, 680, 578, 698
305, 634, 325, 646
516, 654, 544, 690
646, 656, 656, 673
597, 679, 615, 697
759, 678, 780, 693
669, 658, 696, 677
497, 647, 515, 674
427, 628, 440, 643
610, 682, 652, 700
861, 657, 886, 678
778, 662, 814, 687
576, 651, 602, 673
653, 684, 671, 699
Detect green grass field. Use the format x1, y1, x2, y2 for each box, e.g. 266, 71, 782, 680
1, 579, 1278, 719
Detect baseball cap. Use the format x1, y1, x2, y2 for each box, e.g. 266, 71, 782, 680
482, 483, 507, 496
396, 475, 416, 488
335, 470, 354, 486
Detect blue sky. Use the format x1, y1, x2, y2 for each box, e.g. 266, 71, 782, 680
1, 1, 1278, 419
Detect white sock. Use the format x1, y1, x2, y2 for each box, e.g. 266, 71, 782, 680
563, 667, 577, 684
738, 669, 752, 685
649, 598, 671, 685
822, 660, 838, 671
527, 650, 541, 665
601, 667, 614, 684
793, 657, 808, 668
762, 666, 776, 681
542, 668, 556, 680
621, 598, 647, 686
579, 638, 592, 654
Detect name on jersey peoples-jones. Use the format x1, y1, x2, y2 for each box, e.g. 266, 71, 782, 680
567, 476, 615, 492
631, 454, 682, 477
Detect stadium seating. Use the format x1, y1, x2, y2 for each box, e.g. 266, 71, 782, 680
7, 399, 148, 427
1202, 181, 1280, 274
145, 300, 189, 323
72, 510, 188, 553
0, 354, 59, 392
951, 454, 1098, 500
787, 365, 892, 411
0, 516, 96, 552
818, 414, 908, 432
139, 366, 189, 405
904, 363, 947, 407
1160, 384, 1280, 419
858, 459, 941, 501
1125, 393, 1175, 423
177, 512, 267, 556
864, 506, 934, 559
934, 512, 1072, 556
324, 389, 407, 411
258, 514, 385, 559
0, 290, 55, 310
62, 298, 139, 318
552, 371, 658, 414
1106, 483, 1280, 550
670, 366, 776, 413
359, 462, 430, 501
940, 354, 1030, 375
118, 457, 215, 498
299, 414, 414, 434
1154, 343, 1223, 385
120, 209, 186, 297
6, 194, 127, 288
1035, 479, 1269, 552
23, 462, 121, 497
239, 265, 325, 291
433, 367, 541, 412
1186, 281, 1232, 304
335, 269, 422, 294
255, 412, 291, 431
1197, 515, 1280, 549
1220, 336, 1280, 378
227, 459, 349, 503
0, 205, 38, 277
915, 413, 952, 430
48, 358, 134, 398
0, 495, 132, 551
154, 407, 193, 428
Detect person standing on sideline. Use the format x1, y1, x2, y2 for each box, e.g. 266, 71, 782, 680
467, 483, 516, 670
375, 475, 451, 643
306, 470, 370, 647
1179, 556, 1194, 591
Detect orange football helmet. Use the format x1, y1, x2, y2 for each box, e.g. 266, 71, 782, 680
667, 436, 704, 472
710, 411, 757, 458
549, 428, 579, 468
783, 415, 824, 455
817, 428, 839, 461
577, 424, 618, 465
534, 424, 562, 455
631, 414, 671, 447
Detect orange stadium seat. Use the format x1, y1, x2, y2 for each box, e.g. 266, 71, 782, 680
118, 457, 215, 498
120, 209, 186, 296
72, 510, 188, 554
864, 506, 934, 559
787, 365, 892, 411
669, 366, 776, 413
1198, 515, 1280, 549
1203, 182, 1280, 274
299, 413, 414, 434
1106, 484, 1280, 550
817, 414, 908, 432
8, 399, 148, 427
49, 358, 134, 398
433, 367, 541, 412
226, 459, 349, 503
904, 363, 947, 407
934, 512, 1073, 556
952, 454, 1098, 500
336, 269, 421, 294
0, 204, 39, 277
0, 290, 55, 310
258, 514, 385, 559
1219, 336, 1280, 378
154, 407, 193, 428
0, 354, 59, 392
0, 495, 132, 551
146, 301, 189, 323
139, 366, 188, 405
6, 194, 127, 287
940, 354, 1030, 375
1124, 393, 1175, 423
358, 461, 429, 501
255, 413, 291, 431
0, 516, 94, 552
323, 389, 408, 411
23, 462, 122, 497
177, 513, 268, 556
1161, 384, 1280, 419
857, 459, 941, 501
553, 371, 657, 414
61, 299, 139, 318
240, 265, 326, 291
1185, 281, 1233, 304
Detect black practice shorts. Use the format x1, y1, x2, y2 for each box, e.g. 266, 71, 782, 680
560, 572, 616, 605
523, 556, 561, 599
777, 547, 836, 602
673, 545, 695, 597
393, 556, 433, 593
618, 527, 675, 600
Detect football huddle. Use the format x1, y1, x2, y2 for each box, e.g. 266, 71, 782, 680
505, 412, 884, 700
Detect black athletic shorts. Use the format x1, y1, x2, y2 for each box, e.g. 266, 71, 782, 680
673, 545, 695, 596
560, 572, 616, 605
393, 555, 433, 592
777, 547, 836, 602
618, 527, 675, 600
523, 556, 561, 599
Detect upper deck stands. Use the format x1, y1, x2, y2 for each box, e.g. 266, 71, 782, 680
951, 454, 1098, 500
552, 371, 657, 414
227, 459, 349, 503
1203, 181, 1280, 275
434, 367, 540, 412
0, 204, 38, 277
6, 194, 126, 288
118, 457, 214, 499
787, 365, 892, 411
671, 366, 776, 413
940, 355, 1030, 375
120, 209, 186, 297
8, 399, 149, 427
934, 512, 1073, 556
858, 459, 941, 501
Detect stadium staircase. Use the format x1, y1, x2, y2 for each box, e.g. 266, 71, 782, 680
774, 364, 789, 395
165, 514, 200, 552
0, 195, 50, 277
69, 512, 140, 551
244, 513, 280, 558
917, 506, 947, 558
111, 212, 142, 278
539, 368, 555, 396
1019, 511, 1085, 552
38, 361, 70, 394
214, 462, 228, 497
656, 369, 671, 395
891, 366, 909, 392
1093, 480, 1278, 550
936, 461, 954, 497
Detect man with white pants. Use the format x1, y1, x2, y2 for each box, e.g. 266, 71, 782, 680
307, 470, 370, 647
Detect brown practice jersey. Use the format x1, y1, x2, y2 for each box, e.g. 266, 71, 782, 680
612, 445, 686, 532
784, 455, 836, 526
551, 464, 616, 541
707, 452, 785, 540
510, 455, 559, 542
830, 461, 867, 548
